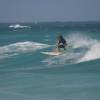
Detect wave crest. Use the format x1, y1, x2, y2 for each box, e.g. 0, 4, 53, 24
9, 24, 31, 29
0, 41, 49, 59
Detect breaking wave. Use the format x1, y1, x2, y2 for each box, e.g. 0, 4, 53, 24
42, 33, 100, 66
0, 41, 49, 59
9, 24, 31, 29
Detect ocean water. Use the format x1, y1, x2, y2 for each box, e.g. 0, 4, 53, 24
0, 22, 100, 100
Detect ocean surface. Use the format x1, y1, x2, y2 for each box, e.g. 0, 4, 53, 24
0, 22, 100, 100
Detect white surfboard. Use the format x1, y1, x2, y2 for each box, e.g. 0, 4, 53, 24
41, 51, 62, 56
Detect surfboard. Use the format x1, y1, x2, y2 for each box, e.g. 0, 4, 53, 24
41, 51, 62, 56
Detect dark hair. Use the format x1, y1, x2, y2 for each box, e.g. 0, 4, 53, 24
58, 35, 64, 40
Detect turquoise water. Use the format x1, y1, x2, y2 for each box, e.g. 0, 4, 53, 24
0, 22, 100, 100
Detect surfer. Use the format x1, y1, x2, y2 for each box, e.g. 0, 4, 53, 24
41, 35, 67, 56
57, 35, 67, 52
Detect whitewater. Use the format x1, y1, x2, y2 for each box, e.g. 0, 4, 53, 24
0, 22, 100, 100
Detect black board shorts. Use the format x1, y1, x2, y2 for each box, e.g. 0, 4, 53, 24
58, 45, 65, 48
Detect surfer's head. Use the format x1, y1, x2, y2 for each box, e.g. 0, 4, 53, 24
58, 35, 63, 40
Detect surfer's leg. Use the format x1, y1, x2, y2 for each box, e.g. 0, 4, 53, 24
54, 47, 59, 52
57, 46, 61, 52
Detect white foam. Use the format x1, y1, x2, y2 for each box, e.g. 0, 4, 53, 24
0, 41, 50, 59
66, 33, 96, 48
78, 42, 100, 62
67, 33, 100, 63
9, 24, 31, 29
42, 51, 82, 66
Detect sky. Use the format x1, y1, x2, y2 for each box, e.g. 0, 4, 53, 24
0, 0, 100, 22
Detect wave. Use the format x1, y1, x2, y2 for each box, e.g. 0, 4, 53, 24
42, 33, 100, 66
66, 33, 96, 48
66, 33, 100, 62
0, 41, 50, 59
9, 24, 31, 29
78, 41, 100, 62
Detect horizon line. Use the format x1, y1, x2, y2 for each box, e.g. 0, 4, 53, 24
0, 20, 100, 24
